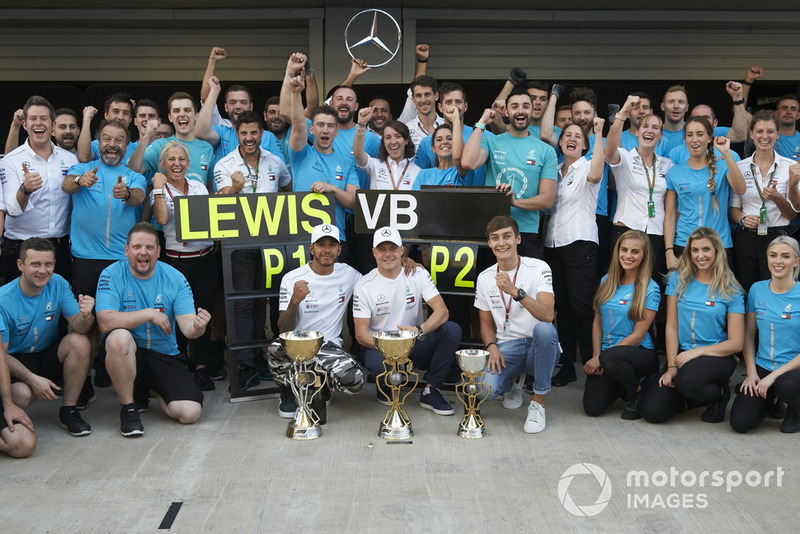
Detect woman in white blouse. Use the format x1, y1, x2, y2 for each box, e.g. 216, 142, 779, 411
353, 107, 422, 190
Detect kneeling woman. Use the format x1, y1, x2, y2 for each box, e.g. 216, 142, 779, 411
730, 236, 800, 433
583, 229, 661, 419
639, 227, 744, 424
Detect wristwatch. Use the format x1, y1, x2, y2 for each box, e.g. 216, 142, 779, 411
19, 183, 32, 195
415, 324, 425, 340
73, 174, 82, 186
513, 288, 527, 302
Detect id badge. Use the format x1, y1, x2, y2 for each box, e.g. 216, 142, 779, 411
647, 200, 656, 218
759, 205, 767, 224
503, 318, 510, 335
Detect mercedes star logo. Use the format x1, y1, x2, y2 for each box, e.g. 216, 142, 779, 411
322, 224, 332, 233
381, 228, 392, 236
344, 9, 402, 68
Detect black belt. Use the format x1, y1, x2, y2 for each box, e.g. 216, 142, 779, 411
740, 225, 793, 235
165, 245, 214, 259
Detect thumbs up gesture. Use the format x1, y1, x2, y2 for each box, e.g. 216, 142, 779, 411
21, 162, 43, 194
112, 175, 131, 200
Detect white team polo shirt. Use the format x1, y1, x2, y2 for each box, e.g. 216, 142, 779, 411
611, 148, 674, 235
546, 156, 600, 247
213, 146, 290, 193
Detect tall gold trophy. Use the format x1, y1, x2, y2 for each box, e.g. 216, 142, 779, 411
374, 330, 419, 440
279, 330, 326, 440
455, 349, 491, 439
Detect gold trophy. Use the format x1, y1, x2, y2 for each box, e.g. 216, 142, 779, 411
374, 330, 419, 440
279, 330, 326, 440
455, 349, 491, 439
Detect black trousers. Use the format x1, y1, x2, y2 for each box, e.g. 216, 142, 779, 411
583, 345, 658, 416
730, 365, 800, 433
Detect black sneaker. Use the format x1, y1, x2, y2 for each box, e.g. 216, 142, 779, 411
238, 364, 260, 390
769, 400, 788, 420
621, 390, 642, 420
780, 408, 800, 433
194, 368, 215, 391
207, 365, 228, 382
120, 404, 144, 437
278, 385, 298, 418
701, 382, 731, 423
420, 387, 455, 416
551, 363, 577, 387
94, 365, 111, 388
76, 377, 96, 410
59, 406, 92, 436
255, 355, 273, 381
134, 390, 150, 413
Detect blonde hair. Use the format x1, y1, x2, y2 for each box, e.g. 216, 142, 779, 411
674, 227, 742, 300
768, 236, 800, 280
594, 229, 653, 322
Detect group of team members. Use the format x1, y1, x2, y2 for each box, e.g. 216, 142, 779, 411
2, 46, 800, 457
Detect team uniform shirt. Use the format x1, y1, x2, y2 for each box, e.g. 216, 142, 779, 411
67, 160, 147, 260
90, 139, 137, 166
274, 120, 311, 177
0, 141, 77, 239
149, 180, 213, 253
352, 267, 440, 334
610, 148, 674, 235
279, 263, 361, 348
213, 146, 291, 193
412, 167, 467, 189
359, 157, 422, 190
480, 132, 558, 233
405, 115, 444, 150
667, 145, 741, 166
209, 124, 283, 164
746, 280, 800, 371
545, 156, 600, 247
96, 260, 196, 356
666, 271, 745, 351
666, 161, 734, 248
0, 274, 79, 354
474, 256, 554, 343
331, 125, 380, 190
414, 125, 488, 187
528, 124, 561, 142
598, 276, 660, 350
288, 145, 359, 241
730, 152, 798, 226
143, 137, 215, 189
775, 131, 800, 161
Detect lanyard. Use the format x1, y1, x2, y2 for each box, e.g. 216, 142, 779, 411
750, 162, 778, 210
642, 154, 657, 201
240, 149, 260, 192
385, 160, 410, 190
498, 256, 521, 329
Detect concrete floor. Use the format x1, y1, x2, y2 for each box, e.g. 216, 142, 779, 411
1, 363, 797, 533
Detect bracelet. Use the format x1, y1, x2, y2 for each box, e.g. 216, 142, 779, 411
417, 58, 428, 63
485, 341, 497, 350
665, 247, 674, 251
615, 113, 628, 121
474, 122, 486, 131
741, 79, 753, 86
668, 365, 678, 369
732, 99, 745, 106
123, 186, 131, 201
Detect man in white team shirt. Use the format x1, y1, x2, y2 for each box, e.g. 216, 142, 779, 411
353, 226, 460, 416
474, 215, 560, 433
266, 224, 365, 418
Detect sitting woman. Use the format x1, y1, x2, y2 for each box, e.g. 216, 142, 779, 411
730, 236, 800, 434
639, 227, 744, 424
583, 229, 660, 419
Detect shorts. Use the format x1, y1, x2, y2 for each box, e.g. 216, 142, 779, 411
11, 342, 62, 386
72, 258, 116, 298
99, 338, 203, 405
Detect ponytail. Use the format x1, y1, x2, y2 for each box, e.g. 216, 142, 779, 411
706, 142, 718, 213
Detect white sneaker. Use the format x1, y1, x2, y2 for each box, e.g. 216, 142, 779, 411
523, 400, 546, 434
503, 377, 524, 409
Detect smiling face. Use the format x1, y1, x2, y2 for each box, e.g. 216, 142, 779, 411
98, 124, 128, 167
372, 242, 403, 275
310, 236, 341, 268
168, 98, 197, 137
331, 87, 358, 125
559, 124, 587, 159
488, 226, 521, 262
162, 146, 188, 182
411, 84, 438, 117
18, 249, 55, 293
368, 98, 392, 132
53, 114, 79, 151
505, 94, 533, 133
23, 105, 54, 149
236, 121, 262, 158
618, 237, 645, 273
777, 98, 800, 129
751, 119, 779, 153
264, 104, 288, 134
382, 126, 408, 162
684, 120, 712, 159
636, 115, 663, 149
224, 90, 253, 122
133, 105, 159, 137
767, 242, 800, 281
571, 100, 595, 130
125, 231, 160, 279
432, 127, 453, 158
689, 237, 716, 273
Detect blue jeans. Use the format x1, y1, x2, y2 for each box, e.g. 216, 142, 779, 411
362, 321, 461, 388
481, 322, 560, 398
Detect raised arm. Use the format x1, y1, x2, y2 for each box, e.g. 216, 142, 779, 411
195, 76, 222, 145
443, 106, 468, 176
725, 81, 750, 143
127, 119, 158, 173
606, 95, 639, 165
461, 108, 493, 170
539, 83, 564, 147
588, 117, 606, 183
76, 106, 97, 163
339, 58, 371, 87
200, 47, 226, 104
353, 107, 373, 168
741, 66, 762, 110
4, 109, 23, 155
303, 59, 319, 118
714, 137, 746, 195
285, 54, 309, 152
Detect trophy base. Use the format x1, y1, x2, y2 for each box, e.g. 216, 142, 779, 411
458, 413, 485, 439
286, 422, 323, 440
379, 424, 413, 440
